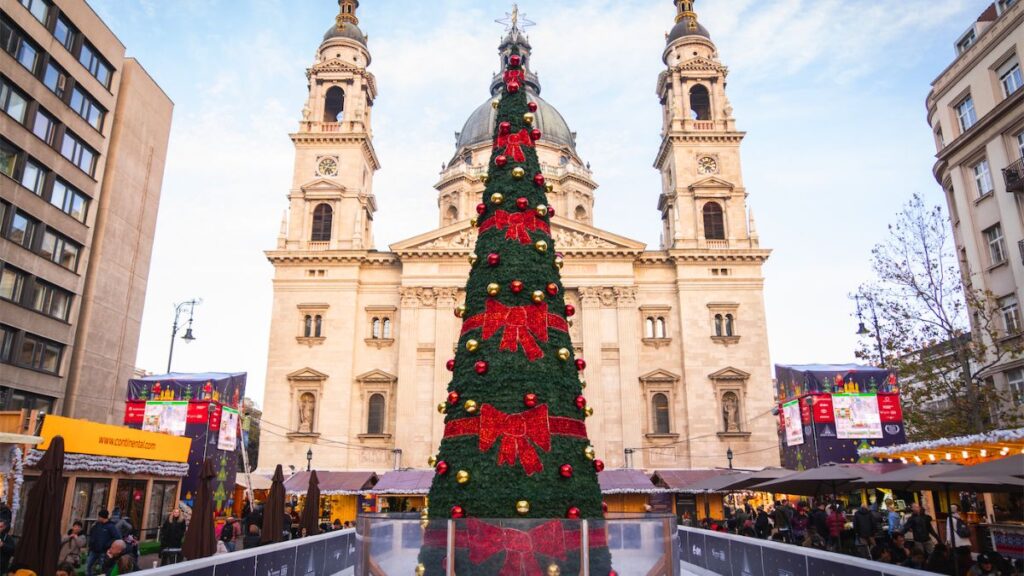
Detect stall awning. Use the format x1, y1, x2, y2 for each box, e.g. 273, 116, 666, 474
369, 469, 435, 495
284, 470, 377, 496
237, 473, 273, 491
597, 469, 668, 494
26, 450, 189, 477
651, 469, 732, 493
858, 427, 1024, 463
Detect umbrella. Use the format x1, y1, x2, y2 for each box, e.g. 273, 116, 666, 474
718, 468, 793, 491
261, 464, 287, 544
933, 454, 1024, 480
182, 458, 217, 559
685, 472, 749, 493
299, 470, 321, 536
12, 435, 66, 575
751, 464, 865, 497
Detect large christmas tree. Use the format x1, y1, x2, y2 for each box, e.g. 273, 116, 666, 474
417, 33, 613, 575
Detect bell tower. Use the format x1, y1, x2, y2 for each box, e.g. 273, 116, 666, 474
654, 0, 758, 251
281, 0, 380, 251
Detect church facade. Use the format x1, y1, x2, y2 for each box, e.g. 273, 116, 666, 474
258, 0, 779, 475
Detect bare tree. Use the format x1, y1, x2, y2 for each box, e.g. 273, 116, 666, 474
854, 194, 1022, 440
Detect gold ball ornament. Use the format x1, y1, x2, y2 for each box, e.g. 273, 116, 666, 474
468, 254, 478, 265
470, 217, 478, 227
523, 112, 535, 125
428, 455, 438, 467
416, 564, 426, 576
580, 379, 587, 389
557, 348, 571, 361
516, 500, 531, 515
491, 99, 500, 109
487, 283, 501, 296
547, 564, 561, 576
554, 255, 564, 269
534, 239, 548, 253
454, 305, 467, 318
420, 508, 430, 518
420, 519, 429, 529
465, 339, 480, 352
464, 399, 478, 414
490, 192, 504, 204
584, 446, 596, 461
535, 204, 548, 217
456, 470, 470, 485
545, 183, 554, 194
532, 290, 546, 303
480, 174, 489, 185
584, 406, 594, 417
511, 167, 526, 179
437, 403, 447, 414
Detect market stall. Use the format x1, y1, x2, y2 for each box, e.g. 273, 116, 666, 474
652, 469, 733, 522
368, 469, 433, 514
283, 470, 377, 525
598, 469, 671, 514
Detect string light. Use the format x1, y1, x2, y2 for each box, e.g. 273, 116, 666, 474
1001, 446, 1010, 455
928, 454, 936, 461
900, 458, 908, 464
913, 455, 922, 463
961, 450, 969, 459
944, 453, 952, 460
980, 449, 988, 457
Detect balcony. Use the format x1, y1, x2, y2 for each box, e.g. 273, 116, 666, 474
1005, 157, 1024, 193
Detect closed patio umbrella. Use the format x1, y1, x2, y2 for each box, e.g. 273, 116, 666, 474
299, 470, 321, 537
261, 464, 287, 544
11, 435, 65, 576
182, 458, 217, 559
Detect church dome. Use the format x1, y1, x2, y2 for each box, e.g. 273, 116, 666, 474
667, 16, 710, 43
323, 22, 367, 45
456, 93, 575, 151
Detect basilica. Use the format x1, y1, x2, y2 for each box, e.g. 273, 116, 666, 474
258, 0, 779, 475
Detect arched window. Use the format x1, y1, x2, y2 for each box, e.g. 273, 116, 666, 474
311, 204, 333, 242
689, 84, 711, 120
652, 393, 670, 434
655, 317, 666, 339
725, 314, 735, 337
303, 315, 312, 337
703, 202, 725, 240
314, 315, 323, 338
382, 318, 392, 339
644, 317, 654, 338
575, 205, 587, 222
324, 86, 345, 122
371, 318, 381, 339
714, 314, 724, 337
445, 205, 458, 226
367, 393, 385, 434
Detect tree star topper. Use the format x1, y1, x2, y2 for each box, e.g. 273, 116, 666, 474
496, 4, 535, 39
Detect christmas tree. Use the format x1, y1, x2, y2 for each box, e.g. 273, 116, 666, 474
213, 453, 228, 512
417, 40, 613, 575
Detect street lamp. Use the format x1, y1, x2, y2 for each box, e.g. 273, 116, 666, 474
855, 295, 886, 368
726, 447, 733, 469
306, 447, 313, 472
167, 299, 201, 373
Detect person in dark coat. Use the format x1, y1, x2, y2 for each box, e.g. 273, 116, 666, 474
0, 519, 15, 574
811, 502, 829, 543
754, 507, 771, 539
87, 510, 121, 576
159, 508, 186, 565
903, 503, 940, 555
853, 504, 876, 557
772, 502, 792, 542
242, 524, 261, 550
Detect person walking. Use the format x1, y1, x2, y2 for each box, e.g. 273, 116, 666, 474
946, 505, 973, 571
826, 505, 845, 552
0, 519, 15, 575
772, 501, 792, 543
903, 503, 940, 555
853, 503, 876, 558
87, 511, 121, 576
754, 507, 771, 539
58, 521, 86, 568
159, 508, 186, 565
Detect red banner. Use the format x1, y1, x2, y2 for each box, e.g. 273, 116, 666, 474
187, 402, 211, 425
124, 401, 146, 424
812, 394, 835, 423
800, 400, 811, 425
877, 394, 903, 423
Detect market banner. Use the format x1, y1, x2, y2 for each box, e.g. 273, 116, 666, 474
703, 532, 731, 574
812, 393, 835, 423
832, 394, 883, 439
38, 415, 190, 463
782, 400, 804, 447
729, 539, 764, 576
142, 401, 188, 436
218, 406, 240, 451
877, 393, 903, 423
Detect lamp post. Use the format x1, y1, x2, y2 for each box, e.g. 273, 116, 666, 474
855, 295, 886, 368
167, 299, 201, 373
726, 447, 733, 469
306, 447, 313, 472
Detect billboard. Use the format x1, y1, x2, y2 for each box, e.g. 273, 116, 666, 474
142, 401, 188, 436
782, 400, 804, 446
832, 394, 883, 439
219, 406, 240, 451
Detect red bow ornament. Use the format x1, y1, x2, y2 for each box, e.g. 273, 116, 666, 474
467, 519, 568, 576
461, 300, 568, 361
495, 129, 535, 163
478, 210, 550, 246
478, 404, 551, 475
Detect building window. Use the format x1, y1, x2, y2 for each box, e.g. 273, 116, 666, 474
54, 15, 77, 52
19, 0, 49, 24
644, 316, 667, 339
998, 58, 1022, 98
1, 21, 39, 73
0, 78, 28, 124
7, 211, 37, 248
31, 280, 71, 320
0, 139, 16, 178
0, 326, 15, 363
714, 314, 736, 336
314, 315, 323, 337
31, 109, 57, 145
60, 131, 96, 176
382, 318, 392, 339
1017, 131, 1024, 160
78, 42, 112, 89
1007, 368, 1024, 406
367, 393, 385, 434
651, 393, 670, 434
324, 86, 345, 122
311, 203, 332, 242
17, 332, 62, 373
39, 229, 80, 271
714, 314, 724, 336
956, 29, 977, 54
703, 202, 725, 240
20, 159, 45, 196
1000, 294, 1021, 334
0, 264, 25, 303
69, 87, 105, 131
303, 315, 312, 337
972, 159, 994, 196
689, 84, 711, 120
645, 317, 654, 338
42, 61, 68, 98
997, 0, 1018, 14
725, 314, 735, 336
955, 95, 977, 132
50, 179, 88, 222
985, 224, 1007, 265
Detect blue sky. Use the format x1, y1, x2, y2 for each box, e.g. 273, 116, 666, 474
86, 0, 987, 406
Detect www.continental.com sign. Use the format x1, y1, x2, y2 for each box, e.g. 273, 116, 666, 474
38, 415, 190, 463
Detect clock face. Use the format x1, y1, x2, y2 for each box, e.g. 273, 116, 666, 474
317, 157, 339, 177
698, 156, 718, 175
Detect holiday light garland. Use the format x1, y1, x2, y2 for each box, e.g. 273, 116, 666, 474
859, 427, 1024, 457
25, 450, 189, 476
9, 446, 22, 529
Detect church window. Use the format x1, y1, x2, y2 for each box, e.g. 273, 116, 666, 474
725, 314, 735, 337
367, 393, 385, 434
714, 314, 724, 337
324, 86, 345, 122
444, 204, 458, 226
303, 315, 312, 337
655, 317, 666, 339
703, 202, 725, 240
652, 393, 670, 434
689, 84, 711, 121
311, 203, 333, 242
382, 318, 392, 339
371, 317, 381, 339
575, 205, 587, 222
645, 317, 655, 338
314, 315, 323, 338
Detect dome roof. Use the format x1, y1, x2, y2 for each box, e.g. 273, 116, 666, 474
323, 22, 367, 45
456, 92, 575, 151
667, 16, 710, 43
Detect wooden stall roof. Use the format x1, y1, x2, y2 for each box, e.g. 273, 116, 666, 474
284, 470, 378, 496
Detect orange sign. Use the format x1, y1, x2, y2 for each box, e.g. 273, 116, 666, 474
37, 415, 190, 463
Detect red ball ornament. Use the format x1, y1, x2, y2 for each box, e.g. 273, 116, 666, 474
575, 395, 587, 410
602, 501, 608, 514
523, 393, 538, 408
476, 203, 486, 215
575, 358, 587, 371
510, 280, 524, 294
436, 461, 449, 475
560, 464, 574, 478
447, 391, 460, 405
474, 361, 489, 375
451, 506, 465, 519
566, 507, 581, 519
487, 253, 501, 266
594, 459, 605, 472
565, 304, 576, 317
530, 128, 542, 141
528, 101, 538, 112
499, 121, 511, 136
533, 173, 546, 187
516, 197, 529, 210
610, 571, 618, 576
547, 206, 555, 217
507, 81, 520, 94
546, 283, 559, 296
509, 54, 522, 67
495, 155, 508, 168
446, 359, 455, 371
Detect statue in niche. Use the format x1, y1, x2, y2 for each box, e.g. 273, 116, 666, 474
301, 104, 312, 121
298, 393, 316, 433
722, 392, 740, 433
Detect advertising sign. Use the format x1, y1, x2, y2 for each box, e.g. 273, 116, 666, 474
142, 401, 188, 437
783, 400, 804, 446
218, 406, 240, 451
877, 393, 903, 423
813, 393, 835, 423
832, 394, 883, 439
38, 415, 191, 463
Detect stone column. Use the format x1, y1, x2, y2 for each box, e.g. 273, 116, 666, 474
615, 287, 643, 466
394, 287, 421, 465
673, 72, 685, 125
680, 77, 691, 129
578, 287, 606, 460
432, 287, 459, 460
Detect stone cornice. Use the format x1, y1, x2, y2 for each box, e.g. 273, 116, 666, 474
265, 250, 399, 266
289, 133, 381, 171
307, 59, 378, 98
654, 132, 746, 168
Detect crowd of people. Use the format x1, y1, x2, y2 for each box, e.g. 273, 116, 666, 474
685, 498, 1022, 575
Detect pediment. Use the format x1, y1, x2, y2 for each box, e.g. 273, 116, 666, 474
287, 367, 329, 382
640, 369, 681, 383
355, 369, 397, 383
689, 176, 734, 192
708, 367, 751, 381
302, 178, 347, 194
309, 58, 362, 75
676, 56, 727, 74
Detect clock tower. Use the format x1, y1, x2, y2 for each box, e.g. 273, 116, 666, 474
281, 0, 379, 252
654, 0, 758, 252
